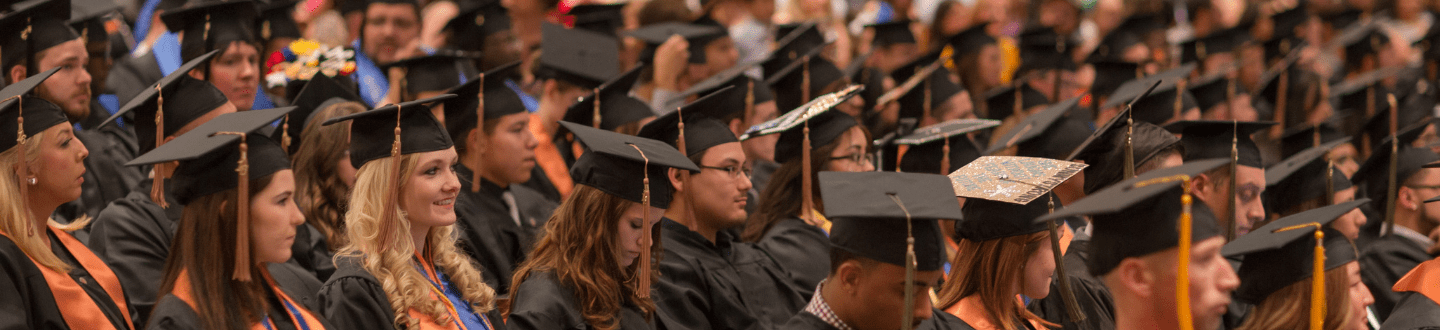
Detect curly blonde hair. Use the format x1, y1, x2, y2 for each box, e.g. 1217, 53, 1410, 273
337, 152, 496, 329
0, 127, 89, 273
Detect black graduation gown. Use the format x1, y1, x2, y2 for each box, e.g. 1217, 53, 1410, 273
87, 178, 183, 326
778, 308, 977, 330
318, 256, 507, 330
519, 166, 562, 204
288, 222, 337, 282
0, 229, 133, 330
454, 166, 556, 294
1378, 292, 1440, 330
754, 218, 830, 297
507, 271, 653, 330
653, 218, 808, 330
55, 106, 144, 228
146, 262, 335, 330
105, 52, 164, 106
1358, 234, 1432, 320
1026, 232, 1116, 330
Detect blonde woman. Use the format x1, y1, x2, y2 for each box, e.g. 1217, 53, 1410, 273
317, 95, 499, 330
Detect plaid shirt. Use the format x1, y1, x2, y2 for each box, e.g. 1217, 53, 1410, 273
802, 281, 854, 330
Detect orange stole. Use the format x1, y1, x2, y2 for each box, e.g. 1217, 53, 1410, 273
3, 226, 134, 330
1393, 258, 1440, 306
172, 268, 326, 330
412, 255, 494, 330
945, 296, 1045, 330
528, 115, 574, 198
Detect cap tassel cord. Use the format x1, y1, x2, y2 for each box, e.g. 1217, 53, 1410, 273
152, 86, 170, 208
10, 95, 35, 237
1172, 80, 1186, 123
1273, 68, 1288, 139
802, 58, 811, 103
1228, 120, 1238, 241
212, 132, 253, 281
939, 138, 951, 176
628, 144, 653, 299
1274, 223, 1326, 330
1362, 86, 1375, 156
280, 115, 291, 152
473, 73, 485, 192
379, 105, 404, 248
592, 87, 602, 129
1133, 175, 1195, 330
1325, 161, 1336, 205
1047, 194, 1085, 322
885, 193, 917, 330
1385, 94, 1399, 237
800, 121, 817, 226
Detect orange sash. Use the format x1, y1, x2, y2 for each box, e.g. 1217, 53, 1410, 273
1393, 258, 1440, 305
412, 255, 496, 330
945, 296, 1044, 330
528, 115, 574, 198
5, 226, 134, 330
173, 268, 327, 330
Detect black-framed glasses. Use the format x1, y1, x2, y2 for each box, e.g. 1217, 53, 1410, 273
828, 153, 875, 165
699, 165, 752, 179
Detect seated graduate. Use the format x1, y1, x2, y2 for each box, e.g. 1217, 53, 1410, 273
521, 23, 622, 203
1225, 200, 1374, 330
439, 61, 557, 294
1042, 159, 1240, 330
1263, 138, 1368, 239
741, 87, 872, 295
636, 87, 809, 329
0, 70, 133, 330
87, 50, 239, 326
317, 95, 501, 330
783, 171, 970, 330
159, 0, 270, 111
137, 108, 334, 330
1379, 255, 1440, 329
505, 122, 698, 330
940, 156, 1090, 330
277, 73, 369, 281
1349, 139, 1440, 320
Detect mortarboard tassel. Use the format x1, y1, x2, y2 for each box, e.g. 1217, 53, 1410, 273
1227, 119, 1238, 241
1012, 81, 1023, 119
1134, 174, 1197, 330
676, 105, 700, 230
923, 76, 932, 121
1272, 68, 1289, 139
801, 120, 816, 226
379, 104, 405, 248
1362, 85, 1376, 157
10, 95, 35, 237
744, 80, 755, 123
152, 86, 170, 208
24, 17, 37, 81
1326, 160, 1336, 205
592, 87, 602, 129
1275, 223, 1327, 330
1051, 39, 1064, 101
1122, 81, 1162, 179
473, 73, 485, 192
885, 193, 917, 330
628, 144, 653, 298
280, 115, 291, 152
1047, 194, 1085, 322
1385, 94, 1399, 236
202, 14, 214, 79
939, 138, 950, 177
213, 132, 253, 281
1172, 80, 1186, 123
802, 58, 811, 103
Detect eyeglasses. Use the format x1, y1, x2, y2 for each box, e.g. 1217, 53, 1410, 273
828, 153, 874, 166
699, 165, 752, 179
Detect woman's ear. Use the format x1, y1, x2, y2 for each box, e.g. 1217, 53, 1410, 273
667, 167, 685, 193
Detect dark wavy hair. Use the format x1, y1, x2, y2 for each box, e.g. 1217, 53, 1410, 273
742, 126, 871, 242
293, 101, 365, 250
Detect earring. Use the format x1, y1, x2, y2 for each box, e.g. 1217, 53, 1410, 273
26, 178, 35, 185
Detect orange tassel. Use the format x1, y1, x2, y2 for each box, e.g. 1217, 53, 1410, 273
379, 105, 404, 248
152, 86, 169, 209
209, 132, 254, 281
473, 73, 485, 193
13, 95, 35, 237
629, 144, 653, 298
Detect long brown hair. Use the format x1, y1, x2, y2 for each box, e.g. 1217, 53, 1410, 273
506, 185, 662, 330
936, 231, 1057, 330
153, 174, 277, 330
1235, 264, 1354, 330
741, 126, 871, 242
294, 101, 365, 250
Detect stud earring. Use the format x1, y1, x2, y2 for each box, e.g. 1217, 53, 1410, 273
26, 178, 36, 185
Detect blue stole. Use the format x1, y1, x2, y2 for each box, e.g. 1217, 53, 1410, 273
155, 32, 182, 76
351, 40, 387, 107
506, 80, 538, 112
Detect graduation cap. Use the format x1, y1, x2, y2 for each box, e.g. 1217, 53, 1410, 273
1254, 49, 1305, 112
568, 3, 624, 36
1224, 199, 1365, 316
1188, 72, 1244, 113
1334, 22, 1390, 63
1269, 3, 1309, 40
895, 119, 1000, 174
441, 62, 525, 190
771, 22, 825, 67
382, 51, 478, 99
538, 23, 619, 89
445, 0, 511, 45
1264, 139, 1355, 214
258, 0, 301, 41
1043, 158, 1228, 278
68, 0, 120, 42
0, 67, 65, 153
1261, 37, 1306, 65
1085, 21, 1149, 63
982, 83, 1049, 120
563, 64, 652, 131
0, 0, 80, 75
866, 20, 916, 46
1071, 117, 1181, 194
1015, 26, 1079, 76
1180, 25, 1252, 64
765, 46, 845, 113
985, 97, 1087, 159
664, 60, 773, 113
322, 94, 456, 167
275, 73, 364, 153
1089, 61, 1144, 102
102, 50, 227, 156
1332, 67, 1405, 114
1281, 123, 1348, 159
886, 52, 961, 122
1105, 65, 1200, 124
946, 25, 995, 58
637, 86, 740, 157
126, 107, 294, 281
563, 119, 699, 209
1321, 7, 1364, 31
1166, 120, 1274, 168
628, 22, 728, 64
1357, 108, 1433, 155
159, 0, 260, 64
745, 86, 863, 226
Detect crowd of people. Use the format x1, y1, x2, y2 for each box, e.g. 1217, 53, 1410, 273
1, 0, 1439, 329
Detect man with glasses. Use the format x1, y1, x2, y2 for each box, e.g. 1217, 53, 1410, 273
1352, 141, 1440, 320
638, 88, 809, 330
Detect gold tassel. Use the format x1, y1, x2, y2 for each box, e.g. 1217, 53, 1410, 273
1274, 223, 1327, 330
473, 73, 485, 192
800, 121, 815, 225
12, 95, 35, 237
1133, 175, 1196, 330
379, 105, 404, 248
1273, 70, 1288, 139
152, 86, 170, 209
213, 132, 252, 281
629, 144, 653, 298
885, 193, 917, 330
1124, 108, 1134, 179
1386, 94, 1399, 236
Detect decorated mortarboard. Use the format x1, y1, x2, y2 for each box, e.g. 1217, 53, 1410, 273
563, 120, 700, 209
765, 46, 845, 113
886, 52, 961, 122
637, 86, 740, 157
1264, 139, 1355, 213
946, 25, 995, 58
948, 156, 1085, 207
538, 22, 619, 89
628, 22, 728, 64
1165, 120, 1275, 168
274, 73, 364, 153
746, 85, 865, 163
895, 119, 1000, 174
258, 0, 300, 41
866, 20, 916, 46
0, 67, 65, 152
159, 0, 260, 63
985, 97, 1086, 159
568, 3, 624, 36
562, 64, 652, 131
821, 171, 960, 271
1089, 61, 1144, 101
101, 50, 227, 156
126, 106, 296, 281
1224, 200, 1366, 309
1015, 26, 1079, 76
1188, 72, 1244, 113
1180, 25, 1252, 64
982, 83, 1049, 120
382, 51, 478, 98
0, 0, 80, 74
322, 94, 457, 167
1070, 108, 1183, 193
444, 0, 510, 44
441, 61, 526, 165
68, 0, 120, 41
